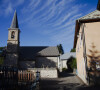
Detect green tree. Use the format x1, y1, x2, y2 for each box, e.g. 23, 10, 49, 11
70, 48, 76, 52
57, 44, 64, 54
0, 47, 3, 56
0, 47, 3, 50
0, 47, 5, 65
69, 58, 77, 69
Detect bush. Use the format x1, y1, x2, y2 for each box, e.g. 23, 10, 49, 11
69, 58, 77, 69
62, 68, 67, 72
70, 48, 76, 52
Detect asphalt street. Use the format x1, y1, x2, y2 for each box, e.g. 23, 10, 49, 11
40, 73, 100, 90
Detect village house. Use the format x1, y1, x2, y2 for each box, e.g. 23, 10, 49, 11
4, 10, 60, 78
59, 52, 76, 72
74, 0, 100, 84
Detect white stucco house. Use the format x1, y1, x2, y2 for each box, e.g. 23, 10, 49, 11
59, 52, 76, 72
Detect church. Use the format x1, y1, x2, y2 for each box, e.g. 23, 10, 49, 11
4, 11, 60, 72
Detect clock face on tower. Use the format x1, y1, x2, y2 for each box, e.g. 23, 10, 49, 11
11, 31, 15, 39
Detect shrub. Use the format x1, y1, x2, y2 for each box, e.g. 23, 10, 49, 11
69, 58, 77, 69
62, 68, 67, 72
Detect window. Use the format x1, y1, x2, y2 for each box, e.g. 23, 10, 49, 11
11, 31, 15, 39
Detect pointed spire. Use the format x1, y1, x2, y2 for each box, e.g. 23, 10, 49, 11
10, 10, 19, 28
97, 0, 100, 11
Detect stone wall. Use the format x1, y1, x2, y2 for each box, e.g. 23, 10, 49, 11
19, 61, 35, 69
4, 53, 18, 67
36, 57, 58, 68
40, 69, 58, 78
28, 68, 58, 78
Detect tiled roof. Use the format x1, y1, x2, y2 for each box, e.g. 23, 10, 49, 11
60, 52, 76, 60
74, 1, 100, 48
77, 10, 100, 20
19, 46, 59, 60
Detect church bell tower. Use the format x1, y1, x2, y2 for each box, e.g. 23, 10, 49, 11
5, 10, 20, 67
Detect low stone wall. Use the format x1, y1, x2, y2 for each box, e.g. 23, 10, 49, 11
28, 68, 58, 78
40, 69, 58, 78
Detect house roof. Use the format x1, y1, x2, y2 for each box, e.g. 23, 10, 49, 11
10, 10, 19, 29
73, 10, 100, 48
60, 52, 76, 60
73, 1, 100, 48
77, 0, 100, 21
78, 10, 100, 21
19, 46, 59, 60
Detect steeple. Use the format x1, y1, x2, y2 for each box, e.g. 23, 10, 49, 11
10, 10, 19, 28
97, 0, 100, 11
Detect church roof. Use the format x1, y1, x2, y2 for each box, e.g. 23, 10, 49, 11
10, 10, 19, 28
19, 46, 60, 61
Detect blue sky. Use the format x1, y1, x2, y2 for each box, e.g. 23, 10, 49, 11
0, 0, 98, 52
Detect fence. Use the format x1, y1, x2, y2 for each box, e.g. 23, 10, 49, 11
18, 70, 35, 82
0, 66, 37, 90
0, 66, 18, 90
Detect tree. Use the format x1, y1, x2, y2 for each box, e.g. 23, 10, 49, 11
70, 48, 76, 52
67, 48, 76, 71
57, 44, 64, 54
0, 47, 3, 56
0, 47, 6, 65
67, 57, 77, 72
69, 58, 77, 69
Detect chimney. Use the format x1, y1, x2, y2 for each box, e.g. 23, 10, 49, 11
97, 0, 100, 11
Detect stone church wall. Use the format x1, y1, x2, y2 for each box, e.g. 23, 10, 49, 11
4, 53, 18, 67
36, 57, 58, 68
19, 61, 35, 69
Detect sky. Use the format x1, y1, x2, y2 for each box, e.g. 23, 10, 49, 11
0, 0, 99, 53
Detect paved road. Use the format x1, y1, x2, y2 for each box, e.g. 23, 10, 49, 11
39, 73, 100, 90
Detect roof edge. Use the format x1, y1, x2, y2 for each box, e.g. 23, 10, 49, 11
77, 10, 97, 20
73, 18, 100, 49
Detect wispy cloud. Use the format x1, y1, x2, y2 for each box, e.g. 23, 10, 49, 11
5, 3, 13, 15
0, 0, 25, 16
0, 0, 94, 52
19, 0, 87, 50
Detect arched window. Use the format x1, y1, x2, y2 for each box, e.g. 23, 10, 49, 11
11, 31, 15, 39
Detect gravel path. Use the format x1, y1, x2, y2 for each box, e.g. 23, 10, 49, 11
39, 73, 100, 90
